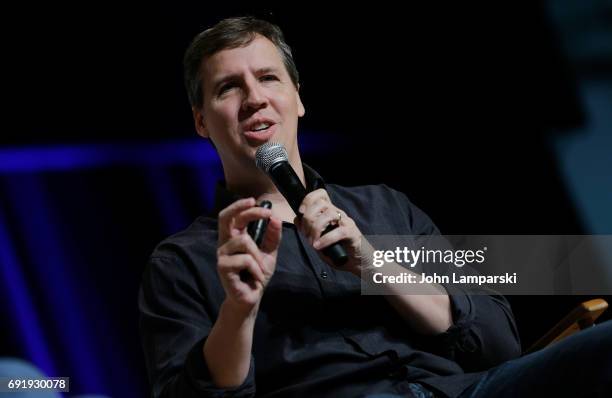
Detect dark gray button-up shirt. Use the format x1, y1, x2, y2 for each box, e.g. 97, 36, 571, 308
139, 165, 521, 398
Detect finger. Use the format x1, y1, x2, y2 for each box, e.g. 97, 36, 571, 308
219, 253, 266, 284
299, 202, 331, 242
313, 225, 351, 250
309, 207, 340, 243
218, 198, 255, 240
315, 207, 340, 230
218, 234, 266, 270
225, 272, 262, 301
302, 197, 330, 221
298, 188, 330, 214
219, 197, 256, 224
260, 216, 283, 254
224, 267, 263, 300
233, 206, 272, 231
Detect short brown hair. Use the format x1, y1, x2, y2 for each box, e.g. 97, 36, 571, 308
183, 16, 300, 109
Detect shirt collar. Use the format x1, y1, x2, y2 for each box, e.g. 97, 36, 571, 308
212, 163, 326, 217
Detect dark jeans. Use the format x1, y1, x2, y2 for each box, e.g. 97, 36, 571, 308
367, 319, 612, 398
457, 319, 612, 398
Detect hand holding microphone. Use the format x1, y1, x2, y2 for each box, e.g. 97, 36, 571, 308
256, 142, 362, 269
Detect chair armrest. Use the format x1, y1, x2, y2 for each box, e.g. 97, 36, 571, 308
524, 298, 608, 355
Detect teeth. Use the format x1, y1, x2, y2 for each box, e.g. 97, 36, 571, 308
253, 123, 270, 131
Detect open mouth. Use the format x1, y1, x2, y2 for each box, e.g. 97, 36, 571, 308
243, 122, 277, 143
248, 122, 273, 133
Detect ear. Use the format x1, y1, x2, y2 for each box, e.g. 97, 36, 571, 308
192, 106, 209, 138
296, 84, 305, 117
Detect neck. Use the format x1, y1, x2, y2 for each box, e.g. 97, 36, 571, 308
224, 155, 306, 223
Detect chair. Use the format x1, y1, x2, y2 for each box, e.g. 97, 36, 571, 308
524, 298, 609, 355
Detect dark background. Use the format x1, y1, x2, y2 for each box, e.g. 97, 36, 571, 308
1, 1, 611, 397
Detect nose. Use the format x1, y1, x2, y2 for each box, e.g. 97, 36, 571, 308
241, 78, 268, 112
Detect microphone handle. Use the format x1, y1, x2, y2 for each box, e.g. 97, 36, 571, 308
241, 200, 273, 283
268, 162, 349, 266
247, 200, 272, 247
268, 161, 308, 213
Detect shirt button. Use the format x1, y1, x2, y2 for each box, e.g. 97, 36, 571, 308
320, 271, 328, 279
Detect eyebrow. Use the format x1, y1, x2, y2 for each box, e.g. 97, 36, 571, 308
212, 67, 281, 92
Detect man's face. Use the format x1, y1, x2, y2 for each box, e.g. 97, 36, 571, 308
194, 35, 305, 171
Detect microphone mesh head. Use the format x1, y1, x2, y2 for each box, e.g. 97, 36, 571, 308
255, 142, 288, 173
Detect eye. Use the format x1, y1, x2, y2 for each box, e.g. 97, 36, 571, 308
260, 74, 279, 82
218, 82, 237, 95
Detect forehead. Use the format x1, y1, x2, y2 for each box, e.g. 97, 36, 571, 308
201, 35, 285, 83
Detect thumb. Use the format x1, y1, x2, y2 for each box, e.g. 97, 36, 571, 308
260, 217, 282, 254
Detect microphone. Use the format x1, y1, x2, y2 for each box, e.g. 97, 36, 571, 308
247, 200, 272, 247
255, 142, 348, 266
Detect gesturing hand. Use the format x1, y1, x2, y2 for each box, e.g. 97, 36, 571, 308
217, 198, 282, 315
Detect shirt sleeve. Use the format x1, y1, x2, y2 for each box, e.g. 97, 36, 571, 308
430, 284, 522, 372
139, 256, 257, 398
387, 186, 522, 371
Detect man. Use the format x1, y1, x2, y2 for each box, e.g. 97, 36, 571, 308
139, 17, 612, 398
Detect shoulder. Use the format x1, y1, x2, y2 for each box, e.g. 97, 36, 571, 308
326, 183, 407, 205
150, 215, 217, 261
326, 183, 439, 235
139, 215, 225, 327
144, 215, 219, 282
